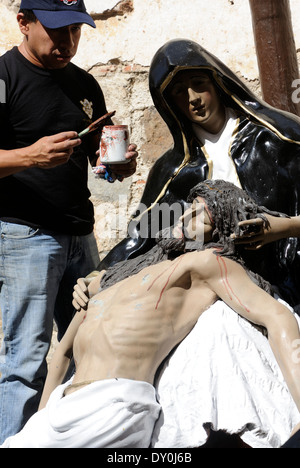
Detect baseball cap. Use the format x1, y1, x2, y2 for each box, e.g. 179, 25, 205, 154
19, 0, 96, 29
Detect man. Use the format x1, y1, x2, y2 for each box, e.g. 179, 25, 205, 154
0, 0, 137, 443
97, 39, 300, 314
2, 180, 299, 448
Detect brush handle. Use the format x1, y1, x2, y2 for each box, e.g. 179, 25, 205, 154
77, 110, 116, 139
78, 128, 90, 138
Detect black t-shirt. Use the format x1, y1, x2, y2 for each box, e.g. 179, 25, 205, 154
0, 47, 108, 235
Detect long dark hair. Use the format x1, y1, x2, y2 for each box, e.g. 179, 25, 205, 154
187, 179, 289, 294
187, 179, 274, 257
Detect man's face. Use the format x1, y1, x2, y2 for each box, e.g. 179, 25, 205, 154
18, 15, 82, 69
173, 197, 213, 243
168, 70, 224, 131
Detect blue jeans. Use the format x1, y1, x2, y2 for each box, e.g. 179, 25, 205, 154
0, 222, 100, 444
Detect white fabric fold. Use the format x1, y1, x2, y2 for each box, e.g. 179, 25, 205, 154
152, 300, 300, 448
1, 379, 160, 448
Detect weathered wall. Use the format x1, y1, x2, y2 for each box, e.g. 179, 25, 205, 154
2, 0, 300, 257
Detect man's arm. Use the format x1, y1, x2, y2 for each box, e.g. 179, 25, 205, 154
38, 311, 83, 410
0, 132, 81, 178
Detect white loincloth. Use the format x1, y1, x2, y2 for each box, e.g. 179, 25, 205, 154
1, 378, 160, 448
152, 299, 300, 449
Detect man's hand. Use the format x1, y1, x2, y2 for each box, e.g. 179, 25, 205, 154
95, 143, 138, 179
27, 131, 81, 169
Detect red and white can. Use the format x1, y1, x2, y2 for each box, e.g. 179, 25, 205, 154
100, 125, 130, 165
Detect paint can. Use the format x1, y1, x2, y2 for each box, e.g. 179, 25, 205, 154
100, 125, 130, 164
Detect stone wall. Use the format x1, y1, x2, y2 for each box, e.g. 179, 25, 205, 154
2, 0, 300, 257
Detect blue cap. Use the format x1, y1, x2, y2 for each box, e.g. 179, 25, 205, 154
19, 0, 96, 29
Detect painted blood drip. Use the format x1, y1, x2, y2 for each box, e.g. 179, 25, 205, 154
148, 258, 183, 310
216, 255, 251, 314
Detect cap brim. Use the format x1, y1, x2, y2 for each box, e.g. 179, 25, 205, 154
33, 10, 96, 29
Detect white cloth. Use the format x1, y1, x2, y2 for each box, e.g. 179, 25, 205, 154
1, 379, 160, 448
193, 108, 241, 187
152, 300, 300, 448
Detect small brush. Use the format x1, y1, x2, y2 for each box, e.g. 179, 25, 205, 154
78, 111, 116, 138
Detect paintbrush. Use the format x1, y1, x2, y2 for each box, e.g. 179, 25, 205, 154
78, 111, 116, 138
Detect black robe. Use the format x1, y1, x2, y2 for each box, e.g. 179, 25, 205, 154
98, 39, 300, 309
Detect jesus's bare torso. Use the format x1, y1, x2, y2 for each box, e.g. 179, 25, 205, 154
71, 251, 217, 388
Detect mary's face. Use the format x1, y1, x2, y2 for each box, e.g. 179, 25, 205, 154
168, 70, 225, 134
